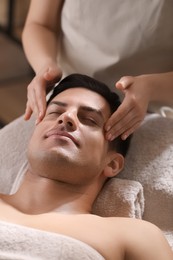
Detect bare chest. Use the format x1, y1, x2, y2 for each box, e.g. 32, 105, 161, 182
0, 199, 122, 260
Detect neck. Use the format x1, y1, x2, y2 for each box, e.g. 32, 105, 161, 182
4, 170, 102, 215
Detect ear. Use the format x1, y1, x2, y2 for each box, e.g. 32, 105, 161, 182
103, 152, 124, 178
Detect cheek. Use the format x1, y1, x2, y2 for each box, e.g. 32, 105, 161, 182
27, 132, 39, 158
85, 131, 107, 154
27, 126, 44, 151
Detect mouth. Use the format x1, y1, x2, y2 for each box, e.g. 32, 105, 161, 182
45, 129, 79, 147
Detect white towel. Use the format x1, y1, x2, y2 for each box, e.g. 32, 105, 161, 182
0, 116, 34, 194
0, 220, 104, 260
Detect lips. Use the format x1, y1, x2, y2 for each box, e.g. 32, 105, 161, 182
45, 128, 79, 147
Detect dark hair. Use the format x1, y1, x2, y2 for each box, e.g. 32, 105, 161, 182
47, 74, 132, 156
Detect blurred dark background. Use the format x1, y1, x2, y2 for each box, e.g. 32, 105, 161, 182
0, 0, 32, 127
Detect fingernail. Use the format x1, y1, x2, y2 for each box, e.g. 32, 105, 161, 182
106, 125, 111, 131
110, 135, 115, 141
119, 80, 126, 89
122, 134, 127, 140
35, 119, 39, 125
107, 133, 112, 141
39, 111, 42, 118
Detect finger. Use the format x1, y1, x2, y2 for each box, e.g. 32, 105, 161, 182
28, 85, 40, 119
106, 108, 139, 140
105, 102, 132, 132
121, 121, 142, 140
116, 76, 134, 90
24, 102, 33, 121
30, 79, 47, 121
34, 85, 47, 121
24, 83, 37, 120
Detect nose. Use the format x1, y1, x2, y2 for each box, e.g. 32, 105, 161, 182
57, 111, 77, 131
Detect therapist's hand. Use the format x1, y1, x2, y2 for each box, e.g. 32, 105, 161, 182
105, 75, 150, 140
24, 62, 62, 124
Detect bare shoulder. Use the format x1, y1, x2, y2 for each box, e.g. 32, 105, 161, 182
103, 217, 173, 260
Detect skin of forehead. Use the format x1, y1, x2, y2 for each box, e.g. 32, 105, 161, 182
48, 87, 111, 121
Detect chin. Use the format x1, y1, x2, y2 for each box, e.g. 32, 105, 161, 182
28, 148, 75, 173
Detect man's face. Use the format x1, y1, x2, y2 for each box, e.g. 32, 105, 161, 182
27, 88, 112, 184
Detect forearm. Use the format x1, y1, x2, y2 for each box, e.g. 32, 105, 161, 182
22, 23, 59, 74
141, 72, 173, 106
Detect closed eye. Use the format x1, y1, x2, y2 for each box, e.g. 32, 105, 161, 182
80, 117, 98, 126
49, 111, 62, 115
47, 108, 65, 116
46, 102, 66, 116
45, 110, 64, 119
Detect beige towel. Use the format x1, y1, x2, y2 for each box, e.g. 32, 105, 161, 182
120, 113, 173, 249
93, 178, 144, 218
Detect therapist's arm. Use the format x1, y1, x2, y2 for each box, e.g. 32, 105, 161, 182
22, 0, 64, 122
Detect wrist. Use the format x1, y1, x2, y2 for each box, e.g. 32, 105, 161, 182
137, 73, 160, 102
36, 59, 58, 76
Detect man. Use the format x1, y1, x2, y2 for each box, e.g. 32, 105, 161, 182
0, 74, 172, 259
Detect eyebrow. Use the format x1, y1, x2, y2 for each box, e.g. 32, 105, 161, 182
49, 101, 67, 107
48, 101, 104, 120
